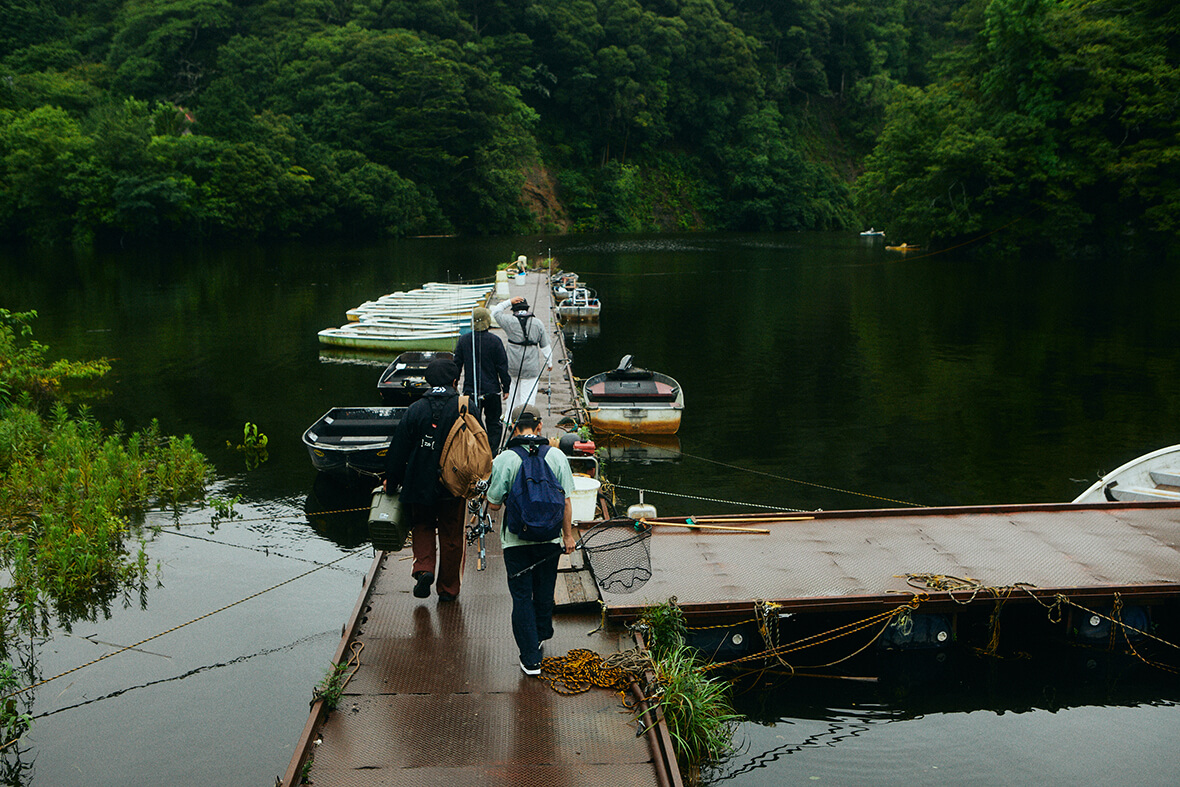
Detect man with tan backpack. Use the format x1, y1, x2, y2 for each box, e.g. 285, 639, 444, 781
384, 358, 491, 601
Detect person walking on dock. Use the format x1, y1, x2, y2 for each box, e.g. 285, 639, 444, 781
491, 296, 552, 417
486, 404, 576, 675
453, 306, 511, 453
383, 358, 478, 602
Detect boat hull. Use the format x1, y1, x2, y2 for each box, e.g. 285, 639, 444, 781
318, 328, 459, 352
586, 407, 682, 435
302, 406, 407, 478
556, 305, 601, 321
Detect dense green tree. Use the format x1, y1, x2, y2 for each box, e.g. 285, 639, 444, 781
856, 0, 1180, 249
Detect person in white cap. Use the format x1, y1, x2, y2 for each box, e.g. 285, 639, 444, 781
491, 296, 552, 415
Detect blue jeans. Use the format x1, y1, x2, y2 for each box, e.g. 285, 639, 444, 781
503, 542, 562, 666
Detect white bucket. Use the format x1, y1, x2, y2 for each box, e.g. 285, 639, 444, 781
571, 476, 601, 522
495, 269, 510, 297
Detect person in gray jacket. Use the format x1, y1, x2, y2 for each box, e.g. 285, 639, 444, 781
491, 296, 552, 417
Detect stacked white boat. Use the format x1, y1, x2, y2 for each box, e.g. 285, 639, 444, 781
318, 282, 494, 352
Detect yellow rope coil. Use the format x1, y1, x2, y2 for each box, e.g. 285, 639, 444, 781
540, 647, 651, 695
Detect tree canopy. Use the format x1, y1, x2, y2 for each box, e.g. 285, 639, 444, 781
0, 0, 1174, 249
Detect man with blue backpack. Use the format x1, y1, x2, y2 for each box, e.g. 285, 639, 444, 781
486, 404, 576, 675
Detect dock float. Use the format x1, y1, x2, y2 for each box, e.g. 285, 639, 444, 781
605, 502, 1180, 622
283, 266, 679, 786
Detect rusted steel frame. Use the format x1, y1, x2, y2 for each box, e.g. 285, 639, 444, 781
631, 630, 685, 787
646, 499, 1180, 526
280, 551, 385, 787
604, 583, 1180, 624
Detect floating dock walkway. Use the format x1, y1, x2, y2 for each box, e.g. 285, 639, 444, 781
283, 268, 679, 786
286, 263, 1180, 784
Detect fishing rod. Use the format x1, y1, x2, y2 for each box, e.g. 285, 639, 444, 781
465, 480, 493, 570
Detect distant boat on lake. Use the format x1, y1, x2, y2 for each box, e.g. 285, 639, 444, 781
860, 227, 885, 237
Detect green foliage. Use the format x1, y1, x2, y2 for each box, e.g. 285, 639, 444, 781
654, 641, 741, 768
0, 661, 33, 746
314, 661, 349, 711
637, 598, 686, 662
855, 0, 1180, 250
0, 404, 210, 637
228, 422, 269, 471
0, 314, 210, 642
0, 309, 111, 409
0, 0, 1173, 246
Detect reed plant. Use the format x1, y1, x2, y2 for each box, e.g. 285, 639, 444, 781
654, 642, 742, 768
637, 600, 741, 773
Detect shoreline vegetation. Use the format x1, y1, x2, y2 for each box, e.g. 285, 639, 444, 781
0, 309, 210, 745
1, 1, 1175, 253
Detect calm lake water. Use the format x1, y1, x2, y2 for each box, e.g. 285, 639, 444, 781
2, 233, 1179, 785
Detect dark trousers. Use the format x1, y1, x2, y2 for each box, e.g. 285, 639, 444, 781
475, 393, 504, 453
408, 497, 466, 598
502, 542, 562, 666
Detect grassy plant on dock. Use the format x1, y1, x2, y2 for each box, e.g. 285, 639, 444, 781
655, 642, 742, 768
636, 600, 741, 773
314, 662, 350, 711
638, 598, 687, 660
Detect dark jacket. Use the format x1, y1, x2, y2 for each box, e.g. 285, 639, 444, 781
453, 329, 511, 398
384, 386, 482, 506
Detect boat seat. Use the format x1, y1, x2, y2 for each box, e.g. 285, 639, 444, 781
587, 380, 678, 402
1104, 483, 1180, 503
321, 416, 401, 435
1149, 470, 1180, 489
310, 434, 392, 445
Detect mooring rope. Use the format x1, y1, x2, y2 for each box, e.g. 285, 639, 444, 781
0, 546, 369, 704
608, 482, 806, 513
540, 647, 652, 695
594, 430, 924, 508
156, 505, 372, 528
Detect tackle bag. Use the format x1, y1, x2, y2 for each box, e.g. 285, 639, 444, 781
505, 444, 566, 542
368, 486, 408, 552
439, 395, 493, 499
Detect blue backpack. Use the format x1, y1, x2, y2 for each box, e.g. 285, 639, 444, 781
505, 444, 566, 542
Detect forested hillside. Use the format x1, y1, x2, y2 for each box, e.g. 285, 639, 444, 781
0, 0, 1175, 251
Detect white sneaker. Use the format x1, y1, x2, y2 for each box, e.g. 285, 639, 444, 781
519, 658, 541, 676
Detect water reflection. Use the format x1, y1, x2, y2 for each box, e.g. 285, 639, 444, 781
599, 434, 682, 465
303, 475, 374, 549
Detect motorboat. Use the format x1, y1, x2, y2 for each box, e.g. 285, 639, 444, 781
582, 355, 683, 435
552, 272, 579, 302
376, 351, 455, 406
556, 287, 601, 321
1072, 444, 1180, 503
302, 406, 408, 478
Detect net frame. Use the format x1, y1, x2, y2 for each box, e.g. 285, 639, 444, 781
579, 518, 653, 594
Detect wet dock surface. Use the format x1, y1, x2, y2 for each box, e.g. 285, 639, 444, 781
285, 267, 667, 786
603, 502, 1180, 620
302, 546, 656, 786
